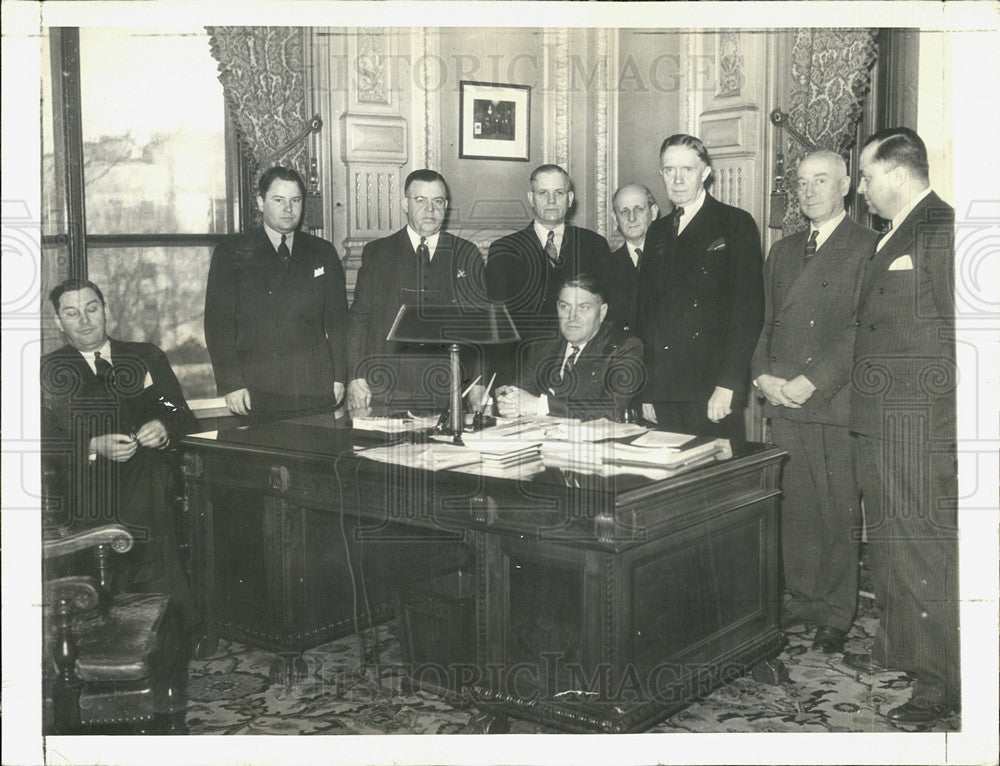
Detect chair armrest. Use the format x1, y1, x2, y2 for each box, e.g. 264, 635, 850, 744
43, 525, 134, 560
46, 575, 102, 613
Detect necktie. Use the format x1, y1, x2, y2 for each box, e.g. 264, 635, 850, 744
874, 220, 893, 253
277, 234, 291, 267
94, 350, 113, 382
561, 345, 580, 379
545, 230, 563, 266
670, 206, 685, 240
633, 247, 643, 268
417, 236, 430, 268
804, 229, 819, 258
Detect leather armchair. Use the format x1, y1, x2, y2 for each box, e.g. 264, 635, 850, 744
43, 524, 189, 734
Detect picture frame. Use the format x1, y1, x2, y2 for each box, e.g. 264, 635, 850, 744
459, 81, 530, 161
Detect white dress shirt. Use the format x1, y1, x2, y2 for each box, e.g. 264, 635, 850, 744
877, 187, 932, 252
263, 223, 295, 253
534, 221, 566, 253
406, 227, 441, 261
675, 190, 707, 236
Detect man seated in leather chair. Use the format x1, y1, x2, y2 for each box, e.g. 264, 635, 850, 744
41, 278, 200, 635
495, 274, 644, 422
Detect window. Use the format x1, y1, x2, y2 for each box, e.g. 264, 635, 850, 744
41, 27, 242, 401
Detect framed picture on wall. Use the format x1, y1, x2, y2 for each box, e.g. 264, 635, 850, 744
459, 81, 530, 161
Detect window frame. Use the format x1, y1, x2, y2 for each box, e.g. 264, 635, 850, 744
43, 27, 248, 410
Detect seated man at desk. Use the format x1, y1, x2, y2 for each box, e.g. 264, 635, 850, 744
40, 278, 199, 632
495, 275, 643, 421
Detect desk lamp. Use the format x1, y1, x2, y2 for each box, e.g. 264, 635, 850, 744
385, 301, 519, 444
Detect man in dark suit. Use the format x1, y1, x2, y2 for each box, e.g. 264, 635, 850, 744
346, 169, 484, 412
41, 279, 199, 630
751, 151, 879, 654
485, 164, 612, 384
826, 129, 958, 725
495, 275, 643, 422
204, 166, 349, 423
635, 134, 764, 440
599, 183, 659, 333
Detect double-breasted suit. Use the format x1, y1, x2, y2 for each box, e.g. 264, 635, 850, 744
347, 227, 484, 409
204, 228, 349, 420
40, 339, 199, 626
751, 216, 878, 632
635, 194, 764, 438
486, 223, 611, 383
846, 192, 958, 707
598, 243, 641, 334
517, 323, 644, 422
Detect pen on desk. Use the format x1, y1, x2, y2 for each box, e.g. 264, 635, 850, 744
479, 373, 497, 413
461, 375, 482, 398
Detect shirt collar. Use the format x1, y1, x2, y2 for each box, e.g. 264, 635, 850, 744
534, 221, 566, 250
565, 338, 589, 358
263, 223, 294, 252
676, 190, 707, 234
626, 239, 645, 266
406, 226, 441, 259
809, 210, 847, 251
78, 339, 112, 374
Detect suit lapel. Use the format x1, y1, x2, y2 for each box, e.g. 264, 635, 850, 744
667, 197, 713, 281
859, 195, 930, 303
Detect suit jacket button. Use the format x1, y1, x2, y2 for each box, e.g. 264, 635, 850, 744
822, 281, 828, 287
805, 357, 812, 364
692, 300, 698, 307
692, 332, 700, 339
809, 320, 815, 327
878, 287, 885, 294
776, 280, 782, 287
624, 324, 630, 331
663, 345, 669, 350
774, 319, 781, 326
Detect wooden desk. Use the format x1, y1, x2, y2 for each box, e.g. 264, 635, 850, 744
181, 415, 785, 730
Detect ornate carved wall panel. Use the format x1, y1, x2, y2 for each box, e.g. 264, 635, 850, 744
543, 29, 570, 169
340, 114, 408, 264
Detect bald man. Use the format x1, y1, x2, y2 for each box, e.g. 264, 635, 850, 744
751, 150, 878, 653
600, 183, 659, 333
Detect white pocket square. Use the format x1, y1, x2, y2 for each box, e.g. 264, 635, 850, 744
314, 266, 325, 277
143, 371, 154, 389
888, 254, 913, 271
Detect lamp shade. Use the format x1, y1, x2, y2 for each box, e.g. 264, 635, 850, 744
385, 301, 520, 345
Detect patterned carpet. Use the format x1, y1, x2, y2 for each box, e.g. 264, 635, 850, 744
185, 603, 961, 736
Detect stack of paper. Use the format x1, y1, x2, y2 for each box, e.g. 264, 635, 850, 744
602, 438, 731, 469
462, 434, 543, 469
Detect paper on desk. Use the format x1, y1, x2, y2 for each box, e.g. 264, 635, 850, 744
603, 438, 732, 469
629, 430, 695, 449
351, 414, 441, 433
485, 416, 646, 443
356, 443, 481, 470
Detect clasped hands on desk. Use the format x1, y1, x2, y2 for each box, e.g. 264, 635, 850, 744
180, 413, 785, 733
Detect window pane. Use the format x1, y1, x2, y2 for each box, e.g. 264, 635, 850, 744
78, 28, 227, 235
41, 32, 64, 237
87, 246, 215, 400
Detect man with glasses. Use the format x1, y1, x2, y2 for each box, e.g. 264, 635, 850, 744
485, 164, 612, 385
495, 275, 643, 421
635, 134, 764, 440
601, 183, 659, 333
346, 169, 483, 413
